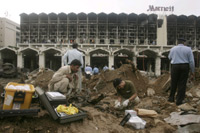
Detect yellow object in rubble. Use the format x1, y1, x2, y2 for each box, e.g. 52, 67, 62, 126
56, 104, 79, 115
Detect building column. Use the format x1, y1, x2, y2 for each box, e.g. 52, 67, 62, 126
95, 38, 99, 44
85, 54, 90, 67
109, 54, 114, 69
157, 15, 167, 46
61, 55, 64, 66
105, 39, 109, 44
116, 26, 118, 44
155, 56, 161, 76
133, 56, 137, 68
17, 52, 23, 68
39, 52, 45, 69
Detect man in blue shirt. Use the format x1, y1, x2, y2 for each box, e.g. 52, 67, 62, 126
63, 43, 84, 66
85, 64, 92, 79
85, 64, 92, 73
93, 66, 99, 75
168, 38, 195, 105
103, 65, 109, 71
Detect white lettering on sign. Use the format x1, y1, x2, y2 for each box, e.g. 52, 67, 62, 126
147, 5, 174, 12
4, 95, 13, 106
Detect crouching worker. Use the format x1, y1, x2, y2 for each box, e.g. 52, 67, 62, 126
48, 59, 82, 96
113, 78, 140, 110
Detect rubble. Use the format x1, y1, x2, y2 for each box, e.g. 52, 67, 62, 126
147, 88, 155, 97
176, 123, 200, 133
149, 72, 171, 94
25, 68, 54, 91
2, 63, 17, 78
177, 103, 196, 112
0, 65, 200, 132
86, 64, 148, 97
164, 111, 200, 126
87, 94, 105, 105
187, 85, 200, 98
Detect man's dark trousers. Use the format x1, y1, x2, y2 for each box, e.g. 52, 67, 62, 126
169, 64, 189, 105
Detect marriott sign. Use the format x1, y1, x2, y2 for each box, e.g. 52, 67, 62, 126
147, 5, 174, 12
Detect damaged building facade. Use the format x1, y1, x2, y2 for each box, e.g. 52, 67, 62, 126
0, 13, 200, 76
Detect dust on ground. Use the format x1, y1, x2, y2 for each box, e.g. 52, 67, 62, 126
0, 64, 200, 133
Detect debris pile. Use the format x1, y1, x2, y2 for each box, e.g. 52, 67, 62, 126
149, 72, 171, 95
2, 63, 17, 78
195, 68, 200, 81
85, 64, 148, 97
78, 64, 149, 117
1, 64, 200, 132
25, 68, 54, 91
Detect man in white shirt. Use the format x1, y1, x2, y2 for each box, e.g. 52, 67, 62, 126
62, 43, 84, 93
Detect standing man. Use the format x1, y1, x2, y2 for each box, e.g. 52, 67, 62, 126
63, 43, 84, 93
48, 59, 81, 96
168, 38, 195, 105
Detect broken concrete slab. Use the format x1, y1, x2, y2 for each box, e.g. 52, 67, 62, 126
176, 124, 200, 133
177, 103, 196, 112
161, 76, 171, 92
187, 86, 200, 98
186, 92, 193, 97
164, 112, 200, 126
147, 88, 155, 97
148, 73, 171, 94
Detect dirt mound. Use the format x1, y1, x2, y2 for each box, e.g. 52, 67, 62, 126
25, 69, 54, 91
85, 64, 148, 97
34, 70, 54, 90
148, 72, 170, 96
